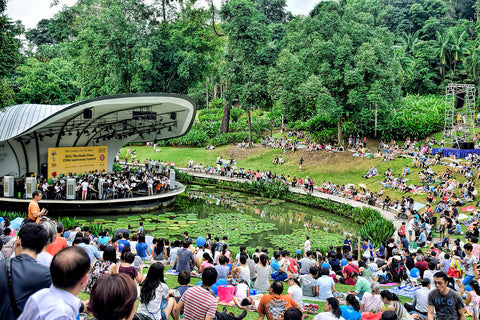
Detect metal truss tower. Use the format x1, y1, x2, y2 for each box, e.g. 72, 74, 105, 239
442, 83, 476, 148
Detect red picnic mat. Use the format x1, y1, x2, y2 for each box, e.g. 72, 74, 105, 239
461, 206, 476, 212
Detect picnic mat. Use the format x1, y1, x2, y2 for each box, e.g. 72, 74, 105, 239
379, 283, 397, 287
165, 269, 201, 278
461, 206, 476, 213
390, 285, 419, 298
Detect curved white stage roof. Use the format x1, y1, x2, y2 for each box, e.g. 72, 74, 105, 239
0, 93, 196, 177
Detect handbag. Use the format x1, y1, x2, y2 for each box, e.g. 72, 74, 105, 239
217, 285, 236, 303
447, 259, 463, 278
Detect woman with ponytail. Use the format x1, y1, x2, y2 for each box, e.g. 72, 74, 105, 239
340, 294, 361, 320
380, 290, 415, 320
254, 254, 272, 293
313, 297, 344, 320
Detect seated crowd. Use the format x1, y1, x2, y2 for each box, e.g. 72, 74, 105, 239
0, 204, 475, 320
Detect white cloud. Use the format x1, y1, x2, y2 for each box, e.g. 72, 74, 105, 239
6, 0, 318, 30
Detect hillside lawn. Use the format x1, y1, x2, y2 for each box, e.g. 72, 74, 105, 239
120, 131, 473, 205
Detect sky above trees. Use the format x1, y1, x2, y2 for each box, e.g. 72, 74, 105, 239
6, 0, 318, 29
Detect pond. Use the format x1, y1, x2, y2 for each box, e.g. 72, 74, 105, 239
77, 185, 359, 254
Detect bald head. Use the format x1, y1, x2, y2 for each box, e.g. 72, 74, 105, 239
51, 246, 90, 290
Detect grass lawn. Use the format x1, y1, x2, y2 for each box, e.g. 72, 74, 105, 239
78, 265, 411, 319
120, 139, 473, 205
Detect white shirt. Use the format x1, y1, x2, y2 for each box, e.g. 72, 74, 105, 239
287, 284, 303, 307
239, 265, 251, 282
304, 239, 311, 252
313, 312, 344, 320
137, 282, 170, 320
36, 251, 53, 268
18, 286, 81, 320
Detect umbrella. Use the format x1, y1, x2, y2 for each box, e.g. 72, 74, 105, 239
359, 183, 367, 189
11, 217, 25, 230
114, 228, 130, 235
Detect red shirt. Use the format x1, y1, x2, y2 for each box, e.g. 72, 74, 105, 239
287, 258, 299, 274
343, 263, 360, 285
46, 236, 67, 256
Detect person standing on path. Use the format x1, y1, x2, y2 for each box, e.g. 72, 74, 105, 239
28, 190, 47, 223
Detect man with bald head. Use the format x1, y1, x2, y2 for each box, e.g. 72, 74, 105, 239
18, 246, 90, 319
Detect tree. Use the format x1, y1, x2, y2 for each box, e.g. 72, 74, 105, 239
429, 30, 450, 78
221, 0, 273, 145
276, 2, 401, 142
0, 0, 22, 78
12, 57, 79, 104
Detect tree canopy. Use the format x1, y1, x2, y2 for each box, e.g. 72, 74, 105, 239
3, 0, 480, 139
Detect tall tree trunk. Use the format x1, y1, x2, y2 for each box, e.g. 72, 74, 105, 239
337, 118, 343, 145
247, 110, 253, 146
219, 82, 230, 134
205, 77, 209, 108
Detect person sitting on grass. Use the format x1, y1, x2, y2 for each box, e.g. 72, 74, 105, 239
257, 281, 299, 320
360, 281, 384, 313
347, 272, 371, 300
118, 247, 145, 284
313, 297, 344, 320
137, 262, 176, 320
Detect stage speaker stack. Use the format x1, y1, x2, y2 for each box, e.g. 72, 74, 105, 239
3, 176, 13, 197
66, 179, 76, 200
463, 142, 475, 149
169, 170, 175, 190
98, 178, 105, 199
25, 177, 36, 199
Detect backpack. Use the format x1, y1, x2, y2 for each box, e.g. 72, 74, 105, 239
392, 259, 407, 281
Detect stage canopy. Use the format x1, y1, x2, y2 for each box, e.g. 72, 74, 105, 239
0, 93, 196, 177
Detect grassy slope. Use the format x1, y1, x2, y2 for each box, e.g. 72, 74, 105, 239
121, 136, 470, 204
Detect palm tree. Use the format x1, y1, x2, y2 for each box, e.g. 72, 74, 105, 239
429, 30, 450, 79
449, 29, 470, 75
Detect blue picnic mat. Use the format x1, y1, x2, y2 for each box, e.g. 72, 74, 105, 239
390, 285, 419, 298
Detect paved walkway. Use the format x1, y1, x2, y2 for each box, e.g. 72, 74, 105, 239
177, 168, 405, 229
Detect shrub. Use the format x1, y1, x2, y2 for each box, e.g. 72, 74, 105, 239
195, 121, 221, 138
167, 129, 208, 147
309, 128, 337, 143
230, 108, 244, 122
198, 108, 223, 122
211, 132, 253, 146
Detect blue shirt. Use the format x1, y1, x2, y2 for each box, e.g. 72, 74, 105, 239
419, 232, 426, 243
136, 242, 149, 259
270, 259, 281, 273
340, 305, 361, 320
78, 243, 101, 264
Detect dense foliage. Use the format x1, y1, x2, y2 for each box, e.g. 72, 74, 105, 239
3, 0, 480, 139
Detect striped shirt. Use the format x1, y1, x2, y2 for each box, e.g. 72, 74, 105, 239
181, 286, 218, 320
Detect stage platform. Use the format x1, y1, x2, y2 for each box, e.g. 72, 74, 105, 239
431, 148, 480, 158
0, 182, 185, 215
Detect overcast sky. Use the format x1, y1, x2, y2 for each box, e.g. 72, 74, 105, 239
6, 0, 318, 30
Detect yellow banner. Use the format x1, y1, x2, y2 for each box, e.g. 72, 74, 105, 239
48, 146, 108, 178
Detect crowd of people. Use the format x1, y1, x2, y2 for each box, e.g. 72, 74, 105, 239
0, 189, 477, 320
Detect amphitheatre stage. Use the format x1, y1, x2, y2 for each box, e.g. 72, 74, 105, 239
0, 182, 185, 215
0, 93, 196, 214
